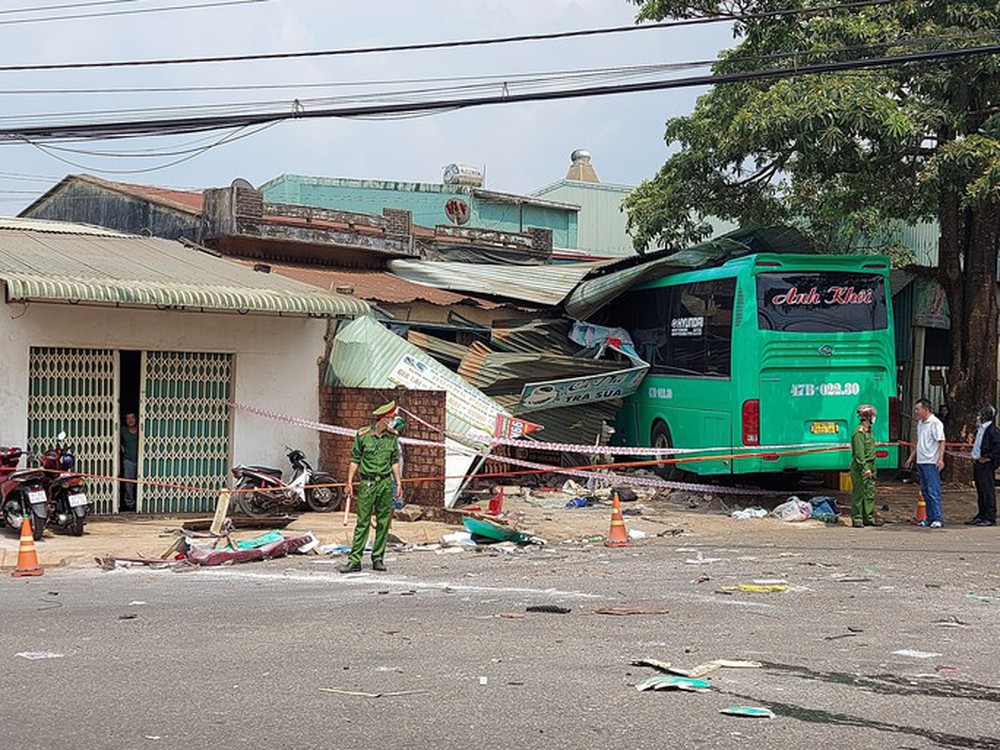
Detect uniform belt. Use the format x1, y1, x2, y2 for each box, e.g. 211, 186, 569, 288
360, 473, 391, 481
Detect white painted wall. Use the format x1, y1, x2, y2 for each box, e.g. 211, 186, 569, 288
0, 301, 327, 471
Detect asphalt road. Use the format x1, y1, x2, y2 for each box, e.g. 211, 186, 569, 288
3, 527, 1000, 750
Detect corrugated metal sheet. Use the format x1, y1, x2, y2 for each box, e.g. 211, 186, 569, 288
236, 260, 510, 309
0, 216, 133, 237
490, 319, 578, 355
388, 259, 604, 307
0, 226, 370, 317
327, 316, 506, 446
458, 348, 624, 395
564, 227, 812, 320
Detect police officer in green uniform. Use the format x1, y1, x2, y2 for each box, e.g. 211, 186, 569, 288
339, 401, 403, 573
850, 404, 881, 528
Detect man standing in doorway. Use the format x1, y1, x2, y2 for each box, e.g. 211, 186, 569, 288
906, 398, 946, 528
339, 401, 403, 574
120, 411, 139, 512
966, 405, 1000, 527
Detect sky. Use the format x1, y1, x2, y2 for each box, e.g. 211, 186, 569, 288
0, 0, 735, 213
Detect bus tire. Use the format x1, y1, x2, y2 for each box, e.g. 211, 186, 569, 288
651, 422, 681, 482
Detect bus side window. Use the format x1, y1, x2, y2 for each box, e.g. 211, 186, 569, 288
614, 280, 735, 376
668, 278, 736, 376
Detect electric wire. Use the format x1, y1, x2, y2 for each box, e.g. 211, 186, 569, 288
24, 122, 276, 173
0, 0, 899, 72
0, 0, 270, 26
1, 41, 996, 143
1, 30, 993, 129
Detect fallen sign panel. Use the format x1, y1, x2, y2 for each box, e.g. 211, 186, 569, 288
721, 706, 776, 719
635, 675, 712, 693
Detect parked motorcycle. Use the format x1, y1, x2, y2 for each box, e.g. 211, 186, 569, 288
0, 446, 48, 540
231, 446, 340, 517
40, 432, 90, 536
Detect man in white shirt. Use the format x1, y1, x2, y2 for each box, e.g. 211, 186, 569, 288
905, 398, 946, 527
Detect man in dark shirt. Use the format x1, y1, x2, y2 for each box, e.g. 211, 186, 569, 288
120, 411, 139, 511
966, 405, 1000, 526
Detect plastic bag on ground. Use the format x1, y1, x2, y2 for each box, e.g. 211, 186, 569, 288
731, 507, 768, 521
771, 497, 812, 522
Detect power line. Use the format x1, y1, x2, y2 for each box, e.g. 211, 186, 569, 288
0, 0, 270, 27
0, 0, 897, 72
3, 42, 995, 142
2, 32, 990, 127
0, 28, 991, 97
0, 0, 149, 16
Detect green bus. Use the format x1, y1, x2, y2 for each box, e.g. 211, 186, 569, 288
604, 253, 898, 478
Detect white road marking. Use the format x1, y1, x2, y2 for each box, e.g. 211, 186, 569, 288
193, 568, 606, 599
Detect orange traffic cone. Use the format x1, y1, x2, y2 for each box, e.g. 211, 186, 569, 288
11, 517, 42, 577
914, 492, 927, 525
604, 492, 632, 548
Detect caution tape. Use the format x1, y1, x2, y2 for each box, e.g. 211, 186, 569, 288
231, 401, 853, 459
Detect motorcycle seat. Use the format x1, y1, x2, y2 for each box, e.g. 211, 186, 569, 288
244, 465, 283, 478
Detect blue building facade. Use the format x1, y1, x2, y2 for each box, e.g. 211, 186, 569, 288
260, 174, 579, 249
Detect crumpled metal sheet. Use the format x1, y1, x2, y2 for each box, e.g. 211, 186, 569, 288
184, 534, 312, 566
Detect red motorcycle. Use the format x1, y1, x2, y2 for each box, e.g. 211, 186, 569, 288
1, 446, 48, 540
40, 432, 90, 536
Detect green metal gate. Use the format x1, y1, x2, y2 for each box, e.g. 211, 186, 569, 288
139, 351, 233, 513
27, 347, 119, 514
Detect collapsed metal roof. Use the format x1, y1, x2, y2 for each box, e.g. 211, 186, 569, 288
564, 226, 814, 319
387, 259, 606, 307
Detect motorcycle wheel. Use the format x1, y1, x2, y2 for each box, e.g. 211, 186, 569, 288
234, 483, 275, 518
30, 512, 45, 541
68, 513, 85, 537
306, 486, 341, 513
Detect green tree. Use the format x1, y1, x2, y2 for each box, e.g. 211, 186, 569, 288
626, 0, 1000, 439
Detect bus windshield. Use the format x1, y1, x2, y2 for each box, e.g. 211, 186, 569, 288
756, 271, 888, 332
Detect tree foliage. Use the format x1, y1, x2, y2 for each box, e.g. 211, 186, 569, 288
627, 0, 1000, 434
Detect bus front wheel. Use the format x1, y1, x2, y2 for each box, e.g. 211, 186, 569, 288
651, 422, 681, 482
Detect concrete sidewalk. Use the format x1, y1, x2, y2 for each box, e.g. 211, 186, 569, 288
0, 512, 460, 571
1, 478, 986, 572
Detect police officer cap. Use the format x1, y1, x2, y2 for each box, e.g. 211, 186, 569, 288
373, 400, 397, 418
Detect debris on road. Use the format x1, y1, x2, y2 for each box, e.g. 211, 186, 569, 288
319, 688, 428, 698
731, 507, 768, 521
717, 584, 789, 594
15, 651, 64, 660
772, 498, 813, 522
685, 551, 724, 565
632, 658, 761, 678
635, 675, 712, 693
591, 606, 668, 616
892, 649, 943, 659
525, 604, 572, 614
631, 658, 673, 672
721, 706, 775, 719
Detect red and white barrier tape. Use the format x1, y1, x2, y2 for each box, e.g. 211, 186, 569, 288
232, 401, 851, 459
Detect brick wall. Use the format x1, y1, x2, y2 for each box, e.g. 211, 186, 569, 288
383, 208, 413, 239
319, 386, 446, 506
527, 227, 553, 257
234, 186, 264, 219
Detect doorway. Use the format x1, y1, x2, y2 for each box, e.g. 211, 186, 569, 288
119, 351, 141, 512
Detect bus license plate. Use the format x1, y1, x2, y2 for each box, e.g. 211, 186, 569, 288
27, 490, 47, 506
810, 421, 839, 435
69, 493, 89, 508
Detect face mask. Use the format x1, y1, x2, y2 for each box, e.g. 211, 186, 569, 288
870, 416, 876, 425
